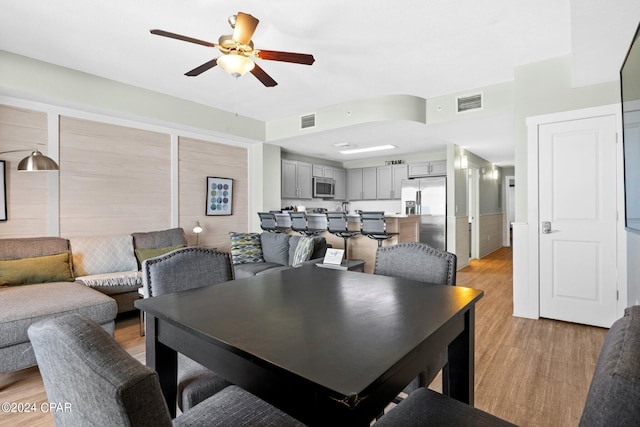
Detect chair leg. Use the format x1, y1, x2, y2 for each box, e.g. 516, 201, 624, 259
343, 236, 349, 259
139, 310, 145, 337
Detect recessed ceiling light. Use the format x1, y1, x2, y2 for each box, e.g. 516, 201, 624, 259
333, 142, 352, 148
339, 144, 396, 155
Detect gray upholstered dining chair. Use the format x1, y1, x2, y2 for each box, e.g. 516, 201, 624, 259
28, 314, 305, 427
374, 242, 457, 399
374, 241, 457, 286
142, 247, 234, 411
374, 387, 516, 427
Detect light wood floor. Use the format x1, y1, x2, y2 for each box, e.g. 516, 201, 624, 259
0, 246, 607, 427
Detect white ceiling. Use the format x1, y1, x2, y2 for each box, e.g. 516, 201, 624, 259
1, 0, 639, 165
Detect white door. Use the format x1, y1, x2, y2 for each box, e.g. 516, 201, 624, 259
538, 115, 618, 327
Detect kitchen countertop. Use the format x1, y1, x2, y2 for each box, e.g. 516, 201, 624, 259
274, 212, 327, 216
347, 213, 410, 221
268, 212, 420, 273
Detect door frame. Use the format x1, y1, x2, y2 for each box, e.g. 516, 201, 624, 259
514, 104, 627, 320
504, 175, 515, 247
468, 167, 480, 260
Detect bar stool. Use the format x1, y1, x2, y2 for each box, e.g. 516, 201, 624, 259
326, 211, 359, 259
258, 212, 288, 233
289, 212, 325, 236
360, 211, 394, 247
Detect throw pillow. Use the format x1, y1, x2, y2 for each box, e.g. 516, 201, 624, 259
70, 234, 138, 276
0, 251, 74, 286
135, 244, 185, 265
132, 228, 187, 249
291, 237, 315, 267
229, 232, 264, 265
260, 232, 291, 266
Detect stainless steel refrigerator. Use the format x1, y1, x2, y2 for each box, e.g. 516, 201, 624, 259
401, 176, 446, 251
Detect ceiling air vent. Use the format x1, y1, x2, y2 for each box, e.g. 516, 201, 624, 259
300, 113, 316, 129
457, 93, 482, 113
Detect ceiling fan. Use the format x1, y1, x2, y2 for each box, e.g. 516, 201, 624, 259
150, 12, 315, 87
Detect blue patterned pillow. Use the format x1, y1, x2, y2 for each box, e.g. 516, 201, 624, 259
229, 232, 264, 265
292, 237, 315, 267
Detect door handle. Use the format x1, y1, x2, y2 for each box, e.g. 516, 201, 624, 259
541, 221, 555, 234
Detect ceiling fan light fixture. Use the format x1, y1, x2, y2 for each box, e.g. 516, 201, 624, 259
217, 52, 255, 78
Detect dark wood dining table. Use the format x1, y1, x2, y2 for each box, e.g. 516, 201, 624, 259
135, 264, 484, 426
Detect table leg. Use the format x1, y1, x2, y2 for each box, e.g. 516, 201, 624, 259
145, 314, 178, 418
442, 306, 475, 405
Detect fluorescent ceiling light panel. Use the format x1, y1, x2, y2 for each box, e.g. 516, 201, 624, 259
339, 144, 396, 155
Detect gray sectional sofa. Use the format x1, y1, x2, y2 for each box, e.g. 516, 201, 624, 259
231, 232, 328, 279
0, 228, 187, 374
0, 237, 117, 374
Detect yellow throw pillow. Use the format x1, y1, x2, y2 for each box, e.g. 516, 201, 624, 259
135, 244, 185, 265
0, 251, 74, 286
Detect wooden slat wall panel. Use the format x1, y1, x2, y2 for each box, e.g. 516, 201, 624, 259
479, 213, 505, 257
455, 215, 470, 268
59, 116, 171, 236
0, 105, 49, 237
179, 137, 247, 252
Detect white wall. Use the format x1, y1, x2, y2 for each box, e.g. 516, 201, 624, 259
0, 99, 250, 252
627, 232, 640, 306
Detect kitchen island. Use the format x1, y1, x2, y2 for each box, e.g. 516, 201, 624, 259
273, 212, 420, 273
324, 214, 420, 273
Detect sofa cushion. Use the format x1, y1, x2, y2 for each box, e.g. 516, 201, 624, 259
229, 232, 264, 265
75, 271, 142, 295
0, 251, 74, 287
135, 244, 185, 266
233, 262, 282, 279
0, 282, 117, 349
260, 233, 291, 266
132, 228, 187, 250
70, 235, 138, 276
0, 237, 70, 260
291, 237, 315, 267
310, 236, 328, 260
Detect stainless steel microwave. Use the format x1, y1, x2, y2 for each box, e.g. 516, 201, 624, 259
313, 177, 335, 198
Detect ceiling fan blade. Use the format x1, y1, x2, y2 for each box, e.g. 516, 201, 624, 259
185, 58, 219, 76
255, 49, 315, 65
250, 63, 277, 87
233, 12, 259, 46
150, 29, 217, 48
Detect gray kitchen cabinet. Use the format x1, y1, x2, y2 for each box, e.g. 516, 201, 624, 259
347, 167, 376, 200
312, 164, 335, 179
429, 160, 447, 176
347, 168, 363, 200
376, 164, 408, 199
282, 160, 313, 199
408, 160, 446, 177
362, 167, 377, 199
333, 167, 346, 200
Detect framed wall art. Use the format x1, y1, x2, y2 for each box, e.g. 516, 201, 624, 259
206, 176, 233, 216
0, 161, 6, 221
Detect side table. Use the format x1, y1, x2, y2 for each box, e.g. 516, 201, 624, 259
315, 259, 365, 272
